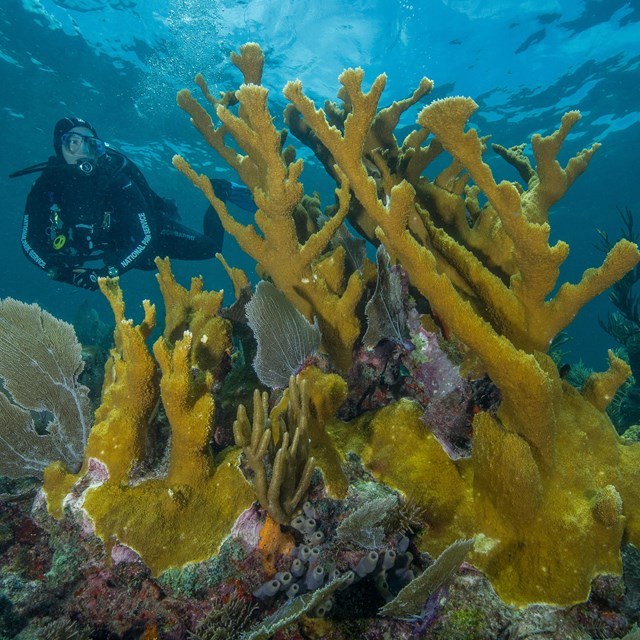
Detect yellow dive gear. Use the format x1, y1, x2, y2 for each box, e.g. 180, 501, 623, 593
53, 235, 66, 250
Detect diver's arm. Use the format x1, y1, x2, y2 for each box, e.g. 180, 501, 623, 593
21, 183, 100, 289
106, 176, 156, 274
21, 185, 60, 275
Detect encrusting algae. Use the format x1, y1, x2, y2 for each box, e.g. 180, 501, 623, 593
24, 41, 640, 611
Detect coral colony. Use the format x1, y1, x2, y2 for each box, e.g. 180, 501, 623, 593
1, 42, 640, 638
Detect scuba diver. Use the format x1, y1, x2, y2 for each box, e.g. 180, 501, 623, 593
11, 116, 254, 290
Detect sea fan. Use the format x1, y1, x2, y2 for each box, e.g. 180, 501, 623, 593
363, 245, 408, 347
245, 281, 321, 389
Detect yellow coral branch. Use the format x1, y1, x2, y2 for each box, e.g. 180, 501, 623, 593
230, 41, 264, 85
176, 89, 242, 173
154, 332, 216, 486
216, 252, 250, 300
547, 239, 640, 341
582, 350, 631, 412
82, 278, 159, 485
528, 111, 600, 214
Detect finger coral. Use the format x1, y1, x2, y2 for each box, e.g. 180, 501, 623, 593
233, 375, 315, 524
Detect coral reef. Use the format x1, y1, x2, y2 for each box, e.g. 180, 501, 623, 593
175, 42, 640, 606
1, 472, 638, 639
2, 40, 640, 639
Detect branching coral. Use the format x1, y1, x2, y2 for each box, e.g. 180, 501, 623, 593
233, 376, 315, 524
174, 43, 374, 370
174, 43, 640, 606
43, 258, 255, 575
284, 75, 638, 462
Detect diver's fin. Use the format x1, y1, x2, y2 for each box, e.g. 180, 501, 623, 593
226, 181, 255, 212
210, 178, 255, 213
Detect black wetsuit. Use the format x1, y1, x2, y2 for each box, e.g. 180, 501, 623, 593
21, 150, 223, 289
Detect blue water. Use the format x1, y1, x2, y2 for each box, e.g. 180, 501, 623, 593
1, 0, 638, 368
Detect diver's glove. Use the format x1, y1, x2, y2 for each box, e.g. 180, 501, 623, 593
210, 178, 255, 213
70, 267, 116, 291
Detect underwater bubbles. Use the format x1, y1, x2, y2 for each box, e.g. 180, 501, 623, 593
137, 0, 233, 121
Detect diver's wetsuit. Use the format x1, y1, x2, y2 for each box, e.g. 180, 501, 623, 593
20, 151, 224, 289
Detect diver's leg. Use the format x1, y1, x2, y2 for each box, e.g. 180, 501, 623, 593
203, 205, 224, 248
158, 216, 221, 259
155, 179, 253, 261
200, 179, 254, 250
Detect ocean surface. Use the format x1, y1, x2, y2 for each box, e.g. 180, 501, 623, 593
1, 0, 639, 368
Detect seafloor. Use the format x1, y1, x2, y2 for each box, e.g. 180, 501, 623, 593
1, 468, 639, 640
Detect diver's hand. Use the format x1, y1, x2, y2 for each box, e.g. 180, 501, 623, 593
71, 268, 105, 291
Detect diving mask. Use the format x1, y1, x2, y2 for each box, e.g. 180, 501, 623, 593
61, 131, 106, 161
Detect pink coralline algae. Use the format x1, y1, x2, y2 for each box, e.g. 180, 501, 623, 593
341, 298, 493, 460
